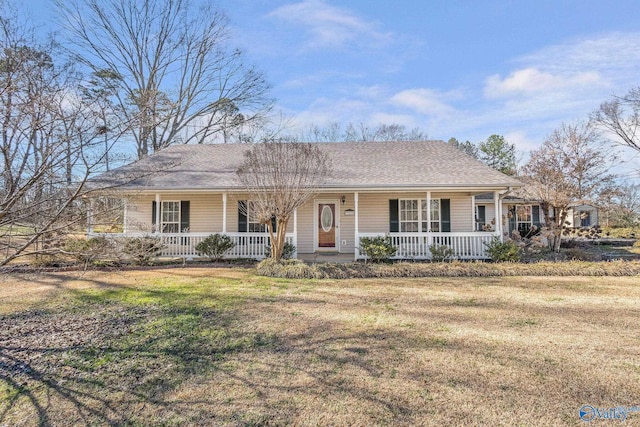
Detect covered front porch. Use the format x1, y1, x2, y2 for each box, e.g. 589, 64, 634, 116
89, 189, 507, 261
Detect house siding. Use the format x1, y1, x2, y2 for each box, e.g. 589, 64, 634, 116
126, 193, 223, 233
358, 192, 474, 233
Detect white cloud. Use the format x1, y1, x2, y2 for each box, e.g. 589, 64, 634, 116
390, 88, 458, 117
484, 68, 603, 99
268, 0, 392, 49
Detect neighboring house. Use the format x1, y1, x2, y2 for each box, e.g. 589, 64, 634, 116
565, 204, 599, 228
91, 141, 522, 260
474, 185, 544, 238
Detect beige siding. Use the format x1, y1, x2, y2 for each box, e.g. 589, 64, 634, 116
358, 192, 475, 233
126, 193, 223, 233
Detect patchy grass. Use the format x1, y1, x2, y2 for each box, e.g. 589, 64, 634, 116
1, 268, 640, 426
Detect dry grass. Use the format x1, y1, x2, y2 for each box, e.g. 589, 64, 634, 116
1, 268, 640, 426
258, 259, 640, 279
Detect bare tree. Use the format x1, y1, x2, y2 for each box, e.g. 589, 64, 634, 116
591, 87, 640, 155
600, 183, 640, 228
236, 142, 330, 261
57, 0, 273, 159
0, 8, 130, 267
523, 122, 617, 251
297, 122, 343, 142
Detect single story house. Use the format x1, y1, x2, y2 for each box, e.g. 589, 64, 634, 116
91, 140, 523, 260
565, 204, 599, 228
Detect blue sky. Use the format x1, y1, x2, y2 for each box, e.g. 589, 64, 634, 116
29, 0, 640, 176
213, 0, 640, 172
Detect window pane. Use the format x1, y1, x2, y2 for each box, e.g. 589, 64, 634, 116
400, 199, 419, 232
516, 206, 532, 223
161, 201, 180, 232
431, 200, 440, 221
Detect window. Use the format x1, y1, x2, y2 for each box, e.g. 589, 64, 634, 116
422, 199, 440, 232
580, 211, 591, 227
400, 200, 419, 232
399, 199, 441, 232
247, 201, 268, 233
161, 201, 180, 233
515, 205, 532, 234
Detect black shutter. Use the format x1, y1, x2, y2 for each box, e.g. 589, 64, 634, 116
477, 205, 486, 231
532, 205, 541, 227
152, 201, 157, 227
180, 201, 190, 232
271, 215, 277, 233
238, 201, 247, 232
389, 199, 399, 232
441, 199, 451, 232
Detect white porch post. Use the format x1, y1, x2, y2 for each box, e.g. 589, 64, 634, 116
426, 191, 432, 254
354, 192, 359, 261
222, 193, 227, 233
293, 207, 298, 258
426, 191, 432, 231
155, 193, 161, 233
471, 195, 476, 231
122, 198, 128, 233
494, 190, 501, 240
87, 198, 94, 235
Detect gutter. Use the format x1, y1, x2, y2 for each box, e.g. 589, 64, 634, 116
498, 186, 514, 201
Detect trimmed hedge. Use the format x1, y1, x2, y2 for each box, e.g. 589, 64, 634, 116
256, 259, 640, 279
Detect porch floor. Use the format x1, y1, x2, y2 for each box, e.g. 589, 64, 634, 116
298, 253, 355, 264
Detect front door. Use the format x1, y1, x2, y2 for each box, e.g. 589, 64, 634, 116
317, 203, 336, 249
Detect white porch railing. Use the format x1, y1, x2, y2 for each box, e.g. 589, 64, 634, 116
89, 232, 296, 259
357, 232, 497, 260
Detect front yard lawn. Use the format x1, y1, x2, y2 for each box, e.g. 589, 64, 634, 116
1, 268, 639, 426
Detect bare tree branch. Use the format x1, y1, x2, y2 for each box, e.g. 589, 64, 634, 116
236, 142, 330, 261
56, 0, 274, 158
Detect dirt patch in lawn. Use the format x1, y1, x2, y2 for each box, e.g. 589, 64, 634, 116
1, 268, 639, 426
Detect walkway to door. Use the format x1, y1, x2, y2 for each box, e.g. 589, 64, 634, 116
297, 253, 354, 264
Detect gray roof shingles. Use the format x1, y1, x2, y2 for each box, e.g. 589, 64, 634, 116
94, 140, 523, 191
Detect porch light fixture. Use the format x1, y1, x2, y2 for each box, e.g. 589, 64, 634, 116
341, 195, 346, 205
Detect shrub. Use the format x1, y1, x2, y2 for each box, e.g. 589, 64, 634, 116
64, 236, 112, 266
123, 236, 165, 265
484, 237, 521, 262
255, 260, 640, 279
264, 242, 296, 260
256, 258, 320, 279
429, 244, 455, 262
195, 233, 235, 261
359, 236, 397, 263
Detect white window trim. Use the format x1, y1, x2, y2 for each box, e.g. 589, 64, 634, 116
161, 200, 181, 233
515, 205, 533, 229
399, 198, 441, 233
246, 200, 268, 233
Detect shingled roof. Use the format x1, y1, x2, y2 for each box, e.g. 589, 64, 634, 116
94, 140, 523, 191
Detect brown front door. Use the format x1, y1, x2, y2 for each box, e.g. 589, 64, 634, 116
318, 203, 336, 248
